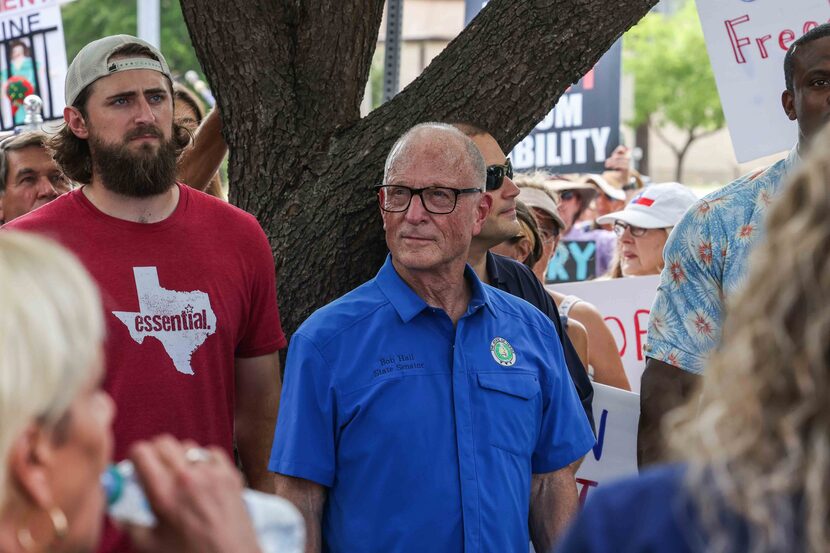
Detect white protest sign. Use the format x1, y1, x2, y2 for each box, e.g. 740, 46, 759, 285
549, 275, 659, 393
694, 0, 830, 162
530, 383, 640, 551
0, 0, 64, 14
574, 382, 639, 503
0, 0, 69, 130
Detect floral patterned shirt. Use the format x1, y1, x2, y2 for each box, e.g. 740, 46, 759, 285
645, 147, 800, 374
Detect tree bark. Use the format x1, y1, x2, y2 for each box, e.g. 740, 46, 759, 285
180, 0, 658, 334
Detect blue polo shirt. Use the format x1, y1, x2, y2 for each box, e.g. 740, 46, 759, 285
270, 256, 595, 553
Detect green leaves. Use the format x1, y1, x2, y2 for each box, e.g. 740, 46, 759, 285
624, 0, 724, 133
61, 0, 204, 81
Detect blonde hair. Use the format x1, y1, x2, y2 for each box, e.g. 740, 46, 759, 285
513, 171, 557, 197
667, 130, 830, 552
0, 232, 103, 506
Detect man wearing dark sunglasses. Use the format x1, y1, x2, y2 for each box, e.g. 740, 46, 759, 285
452, 123, 596, 435
466, 130, 522, 243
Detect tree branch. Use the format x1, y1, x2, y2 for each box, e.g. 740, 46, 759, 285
180, 0, 660, 334
695, 127, 720, 140
680, 127, 697, 157
340, 0, 658, 157
650, 123, 681, 157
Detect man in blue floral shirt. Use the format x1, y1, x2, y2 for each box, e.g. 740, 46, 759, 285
638, 23, 830, 466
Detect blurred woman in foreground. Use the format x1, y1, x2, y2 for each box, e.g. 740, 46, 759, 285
556, 129, 830, 552
0, 232, 261, 553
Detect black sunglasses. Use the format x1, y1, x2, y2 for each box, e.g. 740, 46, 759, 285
486, 158, 513, 191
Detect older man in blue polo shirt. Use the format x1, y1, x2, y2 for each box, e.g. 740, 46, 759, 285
270, 123, 595, 553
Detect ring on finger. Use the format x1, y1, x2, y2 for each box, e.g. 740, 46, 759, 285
185, 447, 213, 464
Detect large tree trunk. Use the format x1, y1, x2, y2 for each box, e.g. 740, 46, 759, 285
179, 0, 658, 334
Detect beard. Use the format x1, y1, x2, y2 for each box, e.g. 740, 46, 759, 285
89, 125, 178, 198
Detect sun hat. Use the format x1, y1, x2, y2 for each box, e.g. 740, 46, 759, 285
515, 183, 566, 230
580, 173, 627, 201
545, 176, 598, 198
543, 177, 598, 218
595, 182, 698, 228
65, 34, 171, 106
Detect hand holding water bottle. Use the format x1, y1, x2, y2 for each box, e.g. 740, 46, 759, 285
116, 435, 302, 553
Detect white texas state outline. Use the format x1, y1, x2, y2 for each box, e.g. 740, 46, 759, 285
112, 267, 217, 375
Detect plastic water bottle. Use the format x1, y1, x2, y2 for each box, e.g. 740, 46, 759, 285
101, 460, 305, 553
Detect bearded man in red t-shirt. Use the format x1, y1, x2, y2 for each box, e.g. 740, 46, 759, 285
5, 34, 287, 553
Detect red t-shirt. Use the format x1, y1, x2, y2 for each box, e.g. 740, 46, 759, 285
9, 184, 286, 456
9, 185, 287, 551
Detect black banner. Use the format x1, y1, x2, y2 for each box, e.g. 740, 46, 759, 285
511, 41, 622, 174
464, 0, 622, 174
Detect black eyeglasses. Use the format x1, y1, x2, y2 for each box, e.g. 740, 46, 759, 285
376, 185, 481, 214
486, 158, 513, 191
613, 221, 648, 237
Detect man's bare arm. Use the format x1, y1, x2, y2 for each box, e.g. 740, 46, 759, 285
235, 353, 281, 492
637, 357, 700, 468
529, 466, 580, 552
274, 474, 326, 553
177, 107, 228, 191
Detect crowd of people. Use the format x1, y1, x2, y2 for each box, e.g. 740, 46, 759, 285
518, 146, 699, 284
0, 18, 829, 553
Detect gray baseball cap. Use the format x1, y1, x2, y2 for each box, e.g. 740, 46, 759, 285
65, 34, 171, 107
516, 185, 566, 230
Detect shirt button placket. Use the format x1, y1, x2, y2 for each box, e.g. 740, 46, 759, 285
452, 319, 480, 552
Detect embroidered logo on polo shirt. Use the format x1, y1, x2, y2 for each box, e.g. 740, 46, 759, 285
490, 337, 516, 366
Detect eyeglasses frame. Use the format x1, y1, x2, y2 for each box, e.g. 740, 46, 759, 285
375, 184, 482, 215
613, 220, 649, 238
